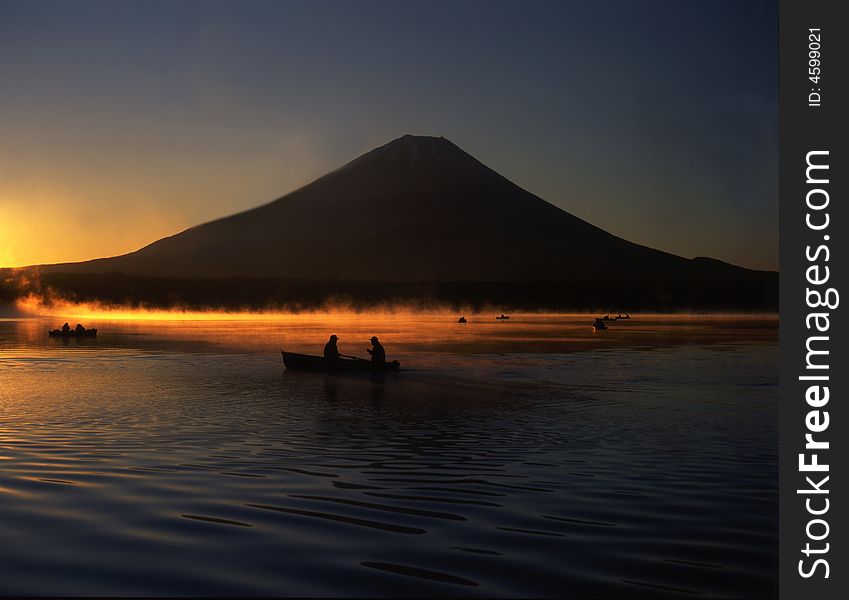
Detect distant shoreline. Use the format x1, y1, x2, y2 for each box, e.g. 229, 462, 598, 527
2, 269, 777, 314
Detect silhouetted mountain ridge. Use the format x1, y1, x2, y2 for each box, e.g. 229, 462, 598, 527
37, 135, 772, 285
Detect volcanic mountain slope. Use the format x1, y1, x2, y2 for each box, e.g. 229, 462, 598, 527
39, 134, 765, 283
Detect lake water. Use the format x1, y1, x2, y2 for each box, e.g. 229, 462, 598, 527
0, 314, 777, 597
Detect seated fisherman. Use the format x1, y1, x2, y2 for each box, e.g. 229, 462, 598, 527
366, 336, 386, 365
324, 335, 340, 361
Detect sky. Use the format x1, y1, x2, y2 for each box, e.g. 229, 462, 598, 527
0, 0, 778, 271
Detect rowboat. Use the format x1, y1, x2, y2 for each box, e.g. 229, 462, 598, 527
48, 328, 98, 338
281, 351, 400, 373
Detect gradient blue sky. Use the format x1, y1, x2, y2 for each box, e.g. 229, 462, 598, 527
0, 0, 777, 270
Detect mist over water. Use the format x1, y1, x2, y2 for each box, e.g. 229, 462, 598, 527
0, 315, 777, 597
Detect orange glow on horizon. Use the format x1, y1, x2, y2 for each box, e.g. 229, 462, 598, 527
11, 294, 777, 323
0, 134, 330, 270
0, 197, 185, 269
13, 294, 460, 322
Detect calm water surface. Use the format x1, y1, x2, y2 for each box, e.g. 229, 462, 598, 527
0, 314, 777, 597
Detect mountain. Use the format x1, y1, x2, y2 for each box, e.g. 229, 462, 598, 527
37, 134, 769, 287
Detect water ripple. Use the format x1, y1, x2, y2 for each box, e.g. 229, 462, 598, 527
244, 503, 427, 534
360, 561, 478, 587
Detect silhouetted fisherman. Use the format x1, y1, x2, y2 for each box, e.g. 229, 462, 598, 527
61, 322, 70, 332
367, 336, 386, 365
324, 335, 340, 361
75, 323, 85, 333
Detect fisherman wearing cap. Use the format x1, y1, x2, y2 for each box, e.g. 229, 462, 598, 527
324, 334, 340, 361
367, 336, 386, 365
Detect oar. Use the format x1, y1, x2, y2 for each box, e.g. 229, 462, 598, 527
339, 353, 371, 362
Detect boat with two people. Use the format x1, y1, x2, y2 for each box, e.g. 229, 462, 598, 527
496, 313, 510, 320
282, 335, 400, 373
48, 323, 97, 338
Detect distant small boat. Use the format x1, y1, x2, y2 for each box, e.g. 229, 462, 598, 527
617, 313, 631, 319
48, 328, 97, 338
601, 314, 617, 321
592, 318, 607, 331
458, 316, 467, 323
496, 314, 510, 320
281, 351, 400, 373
